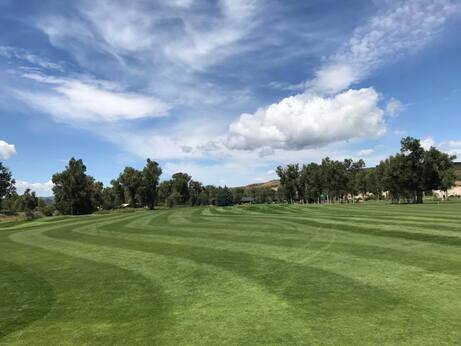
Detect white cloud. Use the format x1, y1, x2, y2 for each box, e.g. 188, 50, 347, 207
394, 129, 407, 136
0, 140, 16, 160
310, 64, 357, 95
38, 0, 260, 71
164, 0, 259, 70
420, 136, 436, 150
227, 88, 386, 150
443, 140, 461, 158
15, 180, 54, 197
0, 46, 64, 70
225, 0, 460, 152
386, 98, 405, 117
17, 73, 169, 122
311, 0, 460, 94
358, 149, 375, 157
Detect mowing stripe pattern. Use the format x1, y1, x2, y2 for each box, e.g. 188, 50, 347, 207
1, 202, 461, 345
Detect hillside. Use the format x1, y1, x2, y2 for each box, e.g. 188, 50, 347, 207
242, 179, 280, 190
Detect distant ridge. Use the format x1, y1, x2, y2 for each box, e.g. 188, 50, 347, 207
242, 179, 280, 190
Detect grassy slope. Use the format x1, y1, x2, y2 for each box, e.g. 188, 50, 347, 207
1, 202, 461, 345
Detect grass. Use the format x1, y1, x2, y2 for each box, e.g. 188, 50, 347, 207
1, 201, 461, 345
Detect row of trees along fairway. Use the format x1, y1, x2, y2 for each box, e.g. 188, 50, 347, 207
50, 158, 242, 214
0, 161, 52, 216
1, 137, 457, 217
277, 137, 457, 204
52, 158, 162, 215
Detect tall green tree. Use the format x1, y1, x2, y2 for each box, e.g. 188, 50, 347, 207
171, 173, 191, 204
19, 189, 39, 212
377, 137, 456, 203
52, 158, 97, 215
0, 161, 15, 210
139, 159, 162, 209
216, 186, 233, 206
110, 179, 125, 207
158, 180, 173, 206
276, 164, 299, 203
119, 167, 143, 206
189, 180, 203, 206
423, 147, 456, 194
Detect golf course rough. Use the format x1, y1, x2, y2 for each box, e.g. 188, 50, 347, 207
1, 202, 461, 345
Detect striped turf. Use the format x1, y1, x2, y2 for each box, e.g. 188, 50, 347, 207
1, 201, 461, 345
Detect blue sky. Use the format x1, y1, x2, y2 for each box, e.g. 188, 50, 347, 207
1, 0, 460, 196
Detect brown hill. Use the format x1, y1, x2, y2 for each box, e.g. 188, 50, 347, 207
240, 179, 280, 190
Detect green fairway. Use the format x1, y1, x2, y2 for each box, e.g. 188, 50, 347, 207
1, 202, 461, 345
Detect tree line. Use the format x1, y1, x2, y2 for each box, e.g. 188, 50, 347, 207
1, 156, 278, 216
276, 137, 457, 204
0, 137, 457, 217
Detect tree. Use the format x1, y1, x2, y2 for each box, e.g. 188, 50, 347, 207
158, 180, 173, 206
0, 161, 15, 210
376, 137, 456, 204
101, 187, 116, 210
189, 180, 203, 206
400, 137, 425, 203
110, 179, 125, 207
166, 191, 181, 208
423, 147, 456, 195
52, 158, 97, 215
140, 159, 162, 209
232, 187, 245, 204
276, 164, 299, 203
20, 189, 38, 212
348, 159, 365, 201
91, 181, 104, 210
300, 163, 323, 203
171, 173, 191, 204
216, 186, 233, 206
119, 167, 143, 206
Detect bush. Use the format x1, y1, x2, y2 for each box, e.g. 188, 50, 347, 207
24, 210, 36, 220
40, 204, 56, 216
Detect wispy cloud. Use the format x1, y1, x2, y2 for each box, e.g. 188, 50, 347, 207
226, 0, 461, 152
17, 73, 169, 122
38, 0, 260, 71
386, 98, 405, 117
310, 0, 461, 94
0, 46, 64, 70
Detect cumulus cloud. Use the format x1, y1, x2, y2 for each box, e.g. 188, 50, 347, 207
227, 88, 386, 150
386, 98, 405, 117
225, 0, 460, 152
0, 140, 16, 160
17, 73, 169, 122
15, 180, 54, 196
